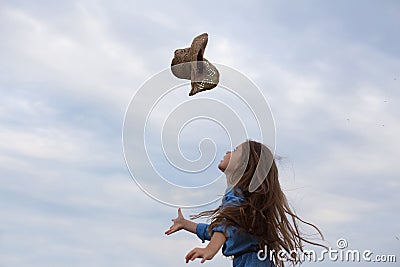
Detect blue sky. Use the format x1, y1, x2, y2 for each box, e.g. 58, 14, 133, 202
0, 1, 399, 266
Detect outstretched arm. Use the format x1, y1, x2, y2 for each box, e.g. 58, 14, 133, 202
185, 232, 226, 263
165, 208, 197, 235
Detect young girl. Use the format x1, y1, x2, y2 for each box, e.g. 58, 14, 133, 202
165, 139, 326, 266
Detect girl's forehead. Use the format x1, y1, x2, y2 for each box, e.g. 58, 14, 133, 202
239, 142, 251, 153
239, 142, 249, 149
231, 142, 249, 151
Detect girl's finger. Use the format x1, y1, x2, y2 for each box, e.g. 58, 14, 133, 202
185, 249, 196, 262
178, 208, 183, 217
191, 251, 199, 261
191, 254, 198, 261
185, 252, 192, 263
186, 249, 194, 258
165, 227, 174, 235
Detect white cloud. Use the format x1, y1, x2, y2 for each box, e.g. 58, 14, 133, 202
0, 5, 148, 110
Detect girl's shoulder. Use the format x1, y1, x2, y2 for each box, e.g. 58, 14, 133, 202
222, 186, 246, 207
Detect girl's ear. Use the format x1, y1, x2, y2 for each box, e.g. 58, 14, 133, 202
248, 146, 274, 193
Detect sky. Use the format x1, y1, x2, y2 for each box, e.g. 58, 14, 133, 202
0, 0, 399, 266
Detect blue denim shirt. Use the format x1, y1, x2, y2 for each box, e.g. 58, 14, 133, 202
196, 187, 274, 267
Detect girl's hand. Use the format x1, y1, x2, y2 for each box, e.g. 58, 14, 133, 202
185, 247, 216, 263
165, 208, 186, 235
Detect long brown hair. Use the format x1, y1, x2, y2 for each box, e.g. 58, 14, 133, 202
191, 139, 327, 266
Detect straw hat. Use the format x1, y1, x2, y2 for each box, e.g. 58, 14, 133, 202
171, 33, 220, 96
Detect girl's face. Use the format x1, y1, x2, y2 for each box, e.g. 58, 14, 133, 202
218, 144, 242, 173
